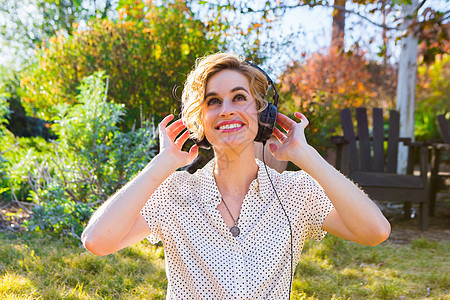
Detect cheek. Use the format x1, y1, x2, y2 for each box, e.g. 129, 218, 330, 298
247, 105, 259, 135
202, 110, 215, 135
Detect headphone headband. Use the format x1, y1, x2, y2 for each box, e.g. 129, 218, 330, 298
244, 61, 279, 107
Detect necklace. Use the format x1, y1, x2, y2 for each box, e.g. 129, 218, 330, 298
221, 197, 240, 237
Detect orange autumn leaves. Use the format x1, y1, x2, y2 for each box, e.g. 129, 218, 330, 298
279, 48, 377, 111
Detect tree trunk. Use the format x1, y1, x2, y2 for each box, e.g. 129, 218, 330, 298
396, 0, 419, 174
331, 0, 346, 51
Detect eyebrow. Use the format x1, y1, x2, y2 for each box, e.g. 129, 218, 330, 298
204, 86, 249, 100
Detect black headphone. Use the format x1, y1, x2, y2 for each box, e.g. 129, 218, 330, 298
193, 61, 279, 149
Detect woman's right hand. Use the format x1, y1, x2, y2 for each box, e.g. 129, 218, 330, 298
158, 114, 199, 169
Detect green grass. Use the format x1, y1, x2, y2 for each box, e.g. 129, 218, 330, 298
0, 232, 448, 299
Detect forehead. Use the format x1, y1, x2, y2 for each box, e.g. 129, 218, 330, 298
205, 69, 250, 94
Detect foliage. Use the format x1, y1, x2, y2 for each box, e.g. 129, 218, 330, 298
415, 54, 450, 141
0, 68, 57, 203
199, 0, 449, 62
0, 232, 449, 299
0, 133, 54, 204
278, 47, 387, 154
414, 11, 449, 64
0, 0, 116, 52
0, 67, 15, 198
8, 72, 159, 236
20, 0, 220, 127
194, 0, 297, 69
0, 66, 14, 130
25, 200, 95, 237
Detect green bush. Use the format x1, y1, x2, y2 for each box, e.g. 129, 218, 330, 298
0, 68, 18, 200
19, 0, 220, 128
0, 133, 54, 203
415, 54, 449, 141
22, 72, 158, 236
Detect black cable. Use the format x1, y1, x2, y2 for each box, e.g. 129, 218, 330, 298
261, 141, 293, 300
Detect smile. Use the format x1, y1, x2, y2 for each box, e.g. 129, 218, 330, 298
216, 123, 245, 132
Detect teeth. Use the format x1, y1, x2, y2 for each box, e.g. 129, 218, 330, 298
218, 123, 242, 130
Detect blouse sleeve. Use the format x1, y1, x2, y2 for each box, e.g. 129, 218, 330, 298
140, 172, 177, 244
300, 174, 334, 242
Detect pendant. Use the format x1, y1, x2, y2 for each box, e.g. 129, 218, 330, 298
230, 226, 240, 237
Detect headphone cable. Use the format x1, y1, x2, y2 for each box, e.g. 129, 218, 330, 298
261, 141, 293, 300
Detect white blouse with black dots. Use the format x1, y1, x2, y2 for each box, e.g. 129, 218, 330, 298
140, 158, 334, 299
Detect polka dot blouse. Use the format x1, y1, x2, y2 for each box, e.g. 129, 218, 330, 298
140, 158, 334, 299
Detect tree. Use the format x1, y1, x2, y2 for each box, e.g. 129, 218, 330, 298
394, 0, 448, 172
396, 0, 419, 173
278, 46, 382, 154
19, 0, 221, 127
0, 0, 116, 52
331, 0, 346, 51
196, 0, 448, 169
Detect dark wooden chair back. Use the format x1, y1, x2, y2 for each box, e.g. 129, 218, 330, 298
437, 114, 449, 144
437, 114, 450, 158
340, 107, 401, 174
429, 114, 450, 216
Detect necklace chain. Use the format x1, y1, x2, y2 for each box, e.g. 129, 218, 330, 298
221, 197, 240, 237
214, 162, 240, 237
221, 197, 238, 226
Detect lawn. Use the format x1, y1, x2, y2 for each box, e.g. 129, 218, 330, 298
0, 231, 448, 299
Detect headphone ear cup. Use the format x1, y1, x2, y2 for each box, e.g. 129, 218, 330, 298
255, 103, 277, 143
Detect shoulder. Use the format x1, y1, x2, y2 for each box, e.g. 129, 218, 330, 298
277, 169, 317, 190
255, 158, 318, 190
160, 161, 216, 194
161, 169, 199, 192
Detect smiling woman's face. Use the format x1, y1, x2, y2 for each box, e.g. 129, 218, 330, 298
202, 69, 259, 150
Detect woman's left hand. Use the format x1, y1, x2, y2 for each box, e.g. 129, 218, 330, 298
269, 112, 311, 162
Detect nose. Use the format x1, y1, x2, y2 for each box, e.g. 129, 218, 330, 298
219, 99, 236, 117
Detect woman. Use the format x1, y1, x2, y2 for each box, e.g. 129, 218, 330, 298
82, 53, 391, 299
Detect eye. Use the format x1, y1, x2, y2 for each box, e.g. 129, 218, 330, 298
234, 94, 247, 101
207, 98, 221, 106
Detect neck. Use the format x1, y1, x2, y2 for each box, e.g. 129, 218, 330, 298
213, 144, 259, 197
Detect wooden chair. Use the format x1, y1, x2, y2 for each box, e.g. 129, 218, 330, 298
331, 107, 429, 230
429, 114, 450, 216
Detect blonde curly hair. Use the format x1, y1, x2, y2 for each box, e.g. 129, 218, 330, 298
181, 52, 269, 142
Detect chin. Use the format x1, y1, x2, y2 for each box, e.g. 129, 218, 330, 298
212, 135, 256, 151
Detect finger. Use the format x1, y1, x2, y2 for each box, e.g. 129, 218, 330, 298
276, 113, 296, 131
159, 114, 174, 132
174, 129, 190, 147
294, 112, 309, 127
168, 122, 186, 140
272, 127, 287, 144
166, 118, 184, 131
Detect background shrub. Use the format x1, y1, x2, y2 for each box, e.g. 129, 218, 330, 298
415, 54, 449, 142
19, 0, 221, 128
21, 72, 158, 236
